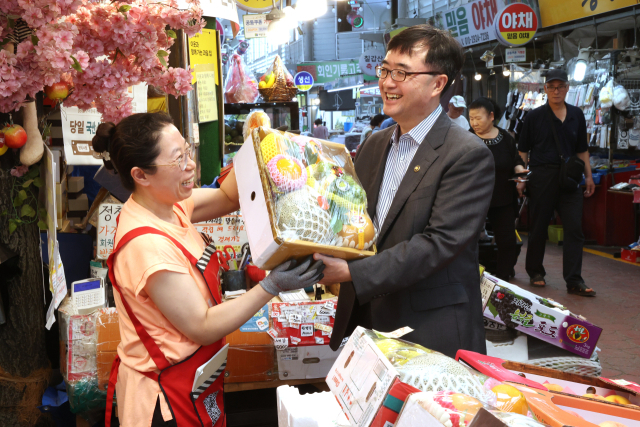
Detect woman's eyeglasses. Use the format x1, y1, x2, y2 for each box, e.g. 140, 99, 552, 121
151, 142, 194, 171
375, 66, 443, 82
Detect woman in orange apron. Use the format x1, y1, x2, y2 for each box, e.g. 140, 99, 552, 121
92, 113, 324, 427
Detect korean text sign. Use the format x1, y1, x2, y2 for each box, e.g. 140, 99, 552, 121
97, 203, 121, 260
193, 211, 248, 253
444, 0, 500, 47
494, 3, 538, 46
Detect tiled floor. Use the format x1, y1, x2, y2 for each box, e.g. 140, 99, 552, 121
509, 236, 640, 383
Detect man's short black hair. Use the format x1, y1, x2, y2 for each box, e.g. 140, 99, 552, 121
314, 118, 322, 125
386, 25, 464, 96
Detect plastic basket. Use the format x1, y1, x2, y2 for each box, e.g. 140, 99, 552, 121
548, 225, 563, 244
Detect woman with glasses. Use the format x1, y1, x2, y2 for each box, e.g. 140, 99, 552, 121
468, 97, 528, 281
94, 113, 323, 427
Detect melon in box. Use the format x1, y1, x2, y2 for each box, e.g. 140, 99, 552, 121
483, 273, 602, 358
235, 127, 375, 270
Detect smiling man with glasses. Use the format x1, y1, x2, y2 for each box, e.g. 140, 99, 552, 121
315, 25, 495, 358
517, 69, 596, 296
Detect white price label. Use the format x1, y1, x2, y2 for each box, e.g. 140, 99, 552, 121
289, 313, 302, 324
291, 336, 301, 345
315, 336, 324, 345
274, 337, 288, 350
300, 324, 314, 337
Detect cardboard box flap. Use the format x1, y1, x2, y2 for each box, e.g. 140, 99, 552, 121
600, 378, 640, 396
511, 383, 640, 426
455, 350, 546, 390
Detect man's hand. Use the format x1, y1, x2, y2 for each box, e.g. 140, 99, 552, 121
313, 254, 351, 284
584, 176, 595, 197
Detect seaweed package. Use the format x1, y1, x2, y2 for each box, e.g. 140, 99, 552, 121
255, 127, 376, 252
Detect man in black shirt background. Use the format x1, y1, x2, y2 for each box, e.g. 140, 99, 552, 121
518, 69, 596, 296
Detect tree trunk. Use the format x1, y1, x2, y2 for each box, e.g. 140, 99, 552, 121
0, 143, 53, 425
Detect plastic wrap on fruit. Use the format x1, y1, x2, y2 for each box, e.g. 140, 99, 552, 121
489, 383, 529, 415
258, 55, 295, 90
395, 391, 494, 427
367, 331, 433, 366
243, 110, 271, 141
224, 54, 259, 103
486, 410, 546, 427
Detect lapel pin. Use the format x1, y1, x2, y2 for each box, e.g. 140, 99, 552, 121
414, 166, 421, 172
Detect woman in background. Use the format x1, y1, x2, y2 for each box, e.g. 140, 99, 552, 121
469, 97, 528, 281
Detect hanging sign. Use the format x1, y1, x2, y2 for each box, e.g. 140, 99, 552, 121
294, 71, 314, 91
236, 0, 280, 13
505, 47, 526, 63
494, 3, 538, 47
538, 0, 637, 28
443, 0, 500, 47
296, 61, 363, 84
188, 29, 220, 85
243, 14, 268, 38
358, 48, 385, 77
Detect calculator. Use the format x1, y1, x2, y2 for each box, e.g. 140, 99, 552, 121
71, 278, 105, 314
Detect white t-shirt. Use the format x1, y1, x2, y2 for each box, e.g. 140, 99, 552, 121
449, 115, 470, 130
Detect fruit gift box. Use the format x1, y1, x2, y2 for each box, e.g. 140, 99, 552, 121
482, 273, 602, 358
257, 55, 297, 102
235, 126, 376, 270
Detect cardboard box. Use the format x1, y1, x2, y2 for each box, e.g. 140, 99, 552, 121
621, 248, 640, 263
483, 274, 602, 358
68, 176, 85, 193
96, 308, 120, 353
326, 326, 399, 427
512, 383, 640, 427
97, 350, 118, 391
225, 327, 277, 383
277, 345, 342, 380
370, 379, 421, 427
68, 193, 89, 212
235, 134, 375, 270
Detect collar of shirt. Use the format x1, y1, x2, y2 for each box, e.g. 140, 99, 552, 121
390, 105, 443, 146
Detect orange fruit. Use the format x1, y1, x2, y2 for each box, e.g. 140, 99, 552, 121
276, 157, 301, 179
492, 384, 528, 415
544, 383, 564, 392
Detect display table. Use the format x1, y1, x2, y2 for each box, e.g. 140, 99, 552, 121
582, 169, 640, 246
607, 189, 640, 241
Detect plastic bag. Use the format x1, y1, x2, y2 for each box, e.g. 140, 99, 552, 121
255, 127, 376, 250
599, 78, 614, 109
395, 391, 494, 427
224, 54, 259, 103
257, 55, 297, 102
487, 410, 546, 426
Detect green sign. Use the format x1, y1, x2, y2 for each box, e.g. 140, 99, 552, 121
297, 61, 377, 84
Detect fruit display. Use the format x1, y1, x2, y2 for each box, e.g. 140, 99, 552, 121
257, 55, 297, 102
2, 124, 28, 149
491, 384, 529, 415
243, 110, 270, 141
254, 126, 375, 250
395, 391, 491, 427
45, 81, 70, 101
224, 53, 259, 104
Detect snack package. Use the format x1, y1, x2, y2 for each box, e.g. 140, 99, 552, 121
257, 127, 375, 249
224, 53, 259, 103
395, 391, 494, 427
243, 110, 271, 141
366, 330, 495, 404
258, 55, 297, 102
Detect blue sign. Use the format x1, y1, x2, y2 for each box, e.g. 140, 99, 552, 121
239, 304, 269, 332
294, 71, 314, 91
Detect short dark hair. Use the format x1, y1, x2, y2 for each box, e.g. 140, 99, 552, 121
370, 114, 386, 127
93, 112, 174, 191
469, 97, 501, 119
386, 25, 464, 96
314, 118, 322, 125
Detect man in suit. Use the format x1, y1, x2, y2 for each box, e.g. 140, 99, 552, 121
314, 25, 495, 358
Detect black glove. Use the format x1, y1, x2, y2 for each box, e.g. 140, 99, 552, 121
260, 256, 325, 296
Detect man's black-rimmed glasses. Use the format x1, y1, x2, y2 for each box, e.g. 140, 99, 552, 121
376, 66, 443, 82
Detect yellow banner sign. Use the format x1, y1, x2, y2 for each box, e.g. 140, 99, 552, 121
188, 29, 219, 84
538, 0, 639, 27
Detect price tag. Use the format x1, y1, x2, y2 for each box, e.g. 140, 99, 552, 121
271, 309, 280, 318
289, 313, 302, 324
300, 324, 314, 337
314, 323, 333, 333
315, 315, 330, 324
291, 336, 301, 345
315, 336, 324, 345
267, 328, 278, 340
274, 338, 288, 350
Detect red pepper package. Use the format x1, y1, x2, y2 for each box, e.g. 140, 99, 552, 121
224, 54, 259, 103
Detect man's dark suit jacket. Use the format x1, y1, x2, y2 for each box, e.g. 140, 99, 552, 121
330, 111, 495, 358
